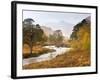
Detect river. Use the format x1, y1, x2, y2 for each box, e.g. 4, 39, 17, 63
23, 46, 71, 66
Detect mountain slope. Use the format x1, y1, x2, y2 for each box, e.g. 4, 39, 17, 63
70, 16, 91, 50
41, 26, 53, 37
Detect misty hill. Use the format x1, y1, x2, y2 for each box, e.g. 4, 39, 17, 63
45, 21, 74, 37
53, 30, 63, 37
41, 26, 53, 37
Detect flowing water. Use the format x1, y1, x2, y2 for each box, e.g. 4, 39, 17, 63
23, 46, 71, 65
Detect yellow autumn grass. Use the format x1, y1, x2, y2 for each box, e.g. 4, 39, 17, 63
23, 49, 90, 69
23, 44, 55, 58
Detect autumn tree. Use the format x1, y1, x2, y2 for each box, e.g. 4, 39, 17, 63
23, 18, 47, 54
70, 17, 91, 50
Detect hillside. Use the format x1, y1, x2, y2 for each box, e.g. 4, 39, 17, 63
41, 26, 53, 37
70, 16, 91, 50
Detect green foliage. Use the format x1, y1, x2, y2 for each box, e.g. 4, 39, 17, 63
48, 33, 63, 44
56, 34, 63, 43
48, 30, 64, 45
23, 19, 48, 47
48, 35, 56, 43
70, 18, 90, 50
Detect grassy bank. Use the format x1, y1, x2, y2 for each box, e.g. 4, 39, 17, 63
23, 49, 90, 69
23, 45, 55, 58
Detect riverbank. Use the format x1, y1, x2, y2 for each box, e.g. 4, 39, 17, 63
23, 46, 70, 65
23, 50, 90, 69
23, 45, 55, 58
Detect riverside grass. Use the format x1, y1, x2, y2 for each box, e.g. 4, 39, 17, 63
23, 49, 90, 69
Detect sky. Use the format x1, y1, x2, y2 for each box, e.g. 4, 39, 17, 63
23, 10, 90, 38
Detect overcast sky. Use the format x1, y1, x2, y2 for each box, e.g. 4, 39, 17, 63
23, 10, 90, 38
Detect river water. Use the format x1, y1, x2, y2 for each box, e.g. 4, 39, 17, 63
23, 46, 71, 66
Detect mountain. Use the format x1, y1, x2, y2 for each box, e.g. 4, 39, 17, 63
41, 26, 54, 37
45, 21, 74, 37
53, 30, 63, 37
